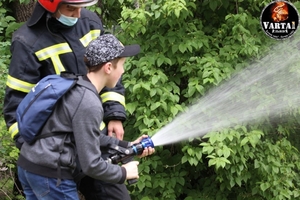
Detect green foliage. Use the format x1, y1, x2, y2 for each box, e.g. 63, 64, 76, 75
1, 0, 300, 199
200, 127, 300, 199
0, 1, 22, 199
0, 0, 22, 38
115, 0, 300, 199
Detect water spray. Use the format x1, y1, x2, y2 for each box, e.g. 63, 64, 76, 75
150, 33, 300, 147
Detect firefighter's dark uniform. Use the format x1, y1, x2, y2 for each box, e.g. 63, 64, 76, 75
3, 3, 130, 200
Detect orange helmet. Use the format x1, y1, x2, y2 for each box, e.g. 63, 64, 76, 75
38, 0, 98, 13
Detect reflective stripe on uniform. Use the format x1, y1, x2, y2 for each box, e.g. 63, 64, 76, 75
10, 120, 106, 139
9, 122, 18, 138
35, 43, 71, 74
100, 121, 105, 131
100, 92, 126, 107
6, 75, 35, 93
80, 30, 101, 47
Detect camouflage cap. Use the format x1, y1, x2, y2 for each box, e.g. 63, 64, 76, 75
85, 34, 140, 67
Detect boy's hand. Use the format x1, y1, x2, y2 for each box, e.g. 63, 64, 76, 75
131, 134, 149, 145
138, 146, 155, 158
122, 161, 139, 180
131, 135, 155, 158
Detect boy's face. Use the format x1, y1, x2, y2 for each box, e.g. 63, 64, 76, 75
106, 57, 126, 88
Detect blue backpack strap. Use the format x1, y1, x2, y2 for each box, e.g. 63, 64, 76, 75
61, 72, 99, 97
34, 75, 98, 141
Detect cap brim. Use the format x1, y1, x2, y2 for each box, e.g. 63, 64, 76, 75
119, 45, 140, 57
70, 0, 98, 7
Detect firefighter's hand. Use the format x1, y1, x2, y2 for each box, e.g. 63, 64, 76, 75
122, 161, 139, 180
107, 120, 124, 140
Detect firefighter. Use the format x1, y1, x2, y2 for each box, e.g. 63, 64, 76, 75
3, 0, 130, 199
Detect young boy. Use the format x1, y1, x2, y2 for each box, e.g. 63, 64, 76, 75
17, 34, 154, 199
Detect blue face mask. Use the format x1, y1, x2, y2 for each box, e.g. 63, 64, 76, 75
57, 11, 78, 26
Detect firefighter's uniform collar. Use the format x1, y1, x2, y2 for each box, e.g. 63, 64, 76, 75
27, 3, 47, 27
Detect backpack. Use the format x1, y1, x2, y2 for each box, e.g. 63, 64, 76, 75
16, 72, 97, 145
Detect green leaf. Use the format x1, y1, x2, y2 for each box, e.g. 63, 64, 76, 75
145, 181, 152, 187
137, 181, 146, 191
159, 181, 165, 188
209, 1, 218, 11
181, 155, 188, 164
260, 182, 271, 192
179, 43, 186, 53
208, 158, 217, 167
125, 103, 137, 114
157, 57, 164, 67
142, 82, 151, 91
178, 177, 185, 186
150, 89, 157, 97
293, 190, 300, 197
203, 146, 214, 154
151, 4, 160, 11
132, 84, 141, 93
235, 176, 242, 187
195, 151, 202, 160
170, 106, 179, 116
209, 134, 217, 144
223, 147, 231, 159
240, 137, 248, 146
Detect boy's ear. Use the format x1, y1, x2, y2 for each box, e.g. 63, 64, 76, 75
103, 62, 112, 74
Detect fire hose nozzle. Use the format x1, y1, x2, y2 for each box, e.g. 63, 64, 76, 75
131, 137, 155, 155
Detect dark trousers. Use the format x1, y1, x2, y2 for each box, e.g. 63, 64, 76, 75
78, 176, 131, 200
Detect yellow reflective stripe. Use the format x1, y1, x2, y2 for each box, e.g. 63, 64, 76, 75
100, 121, 105, 131
35, 43, 71, 74
9, 122, 18, 138
35, 43, 72, 60
51, 55, 66, 74
100, 92, 125, 107
80, 30, 101, 47
6, 75, 35, 93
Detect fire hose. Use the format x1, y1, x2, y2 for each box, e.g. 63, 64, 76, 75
73, 137, 154, 184
106, 137, 154, 184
